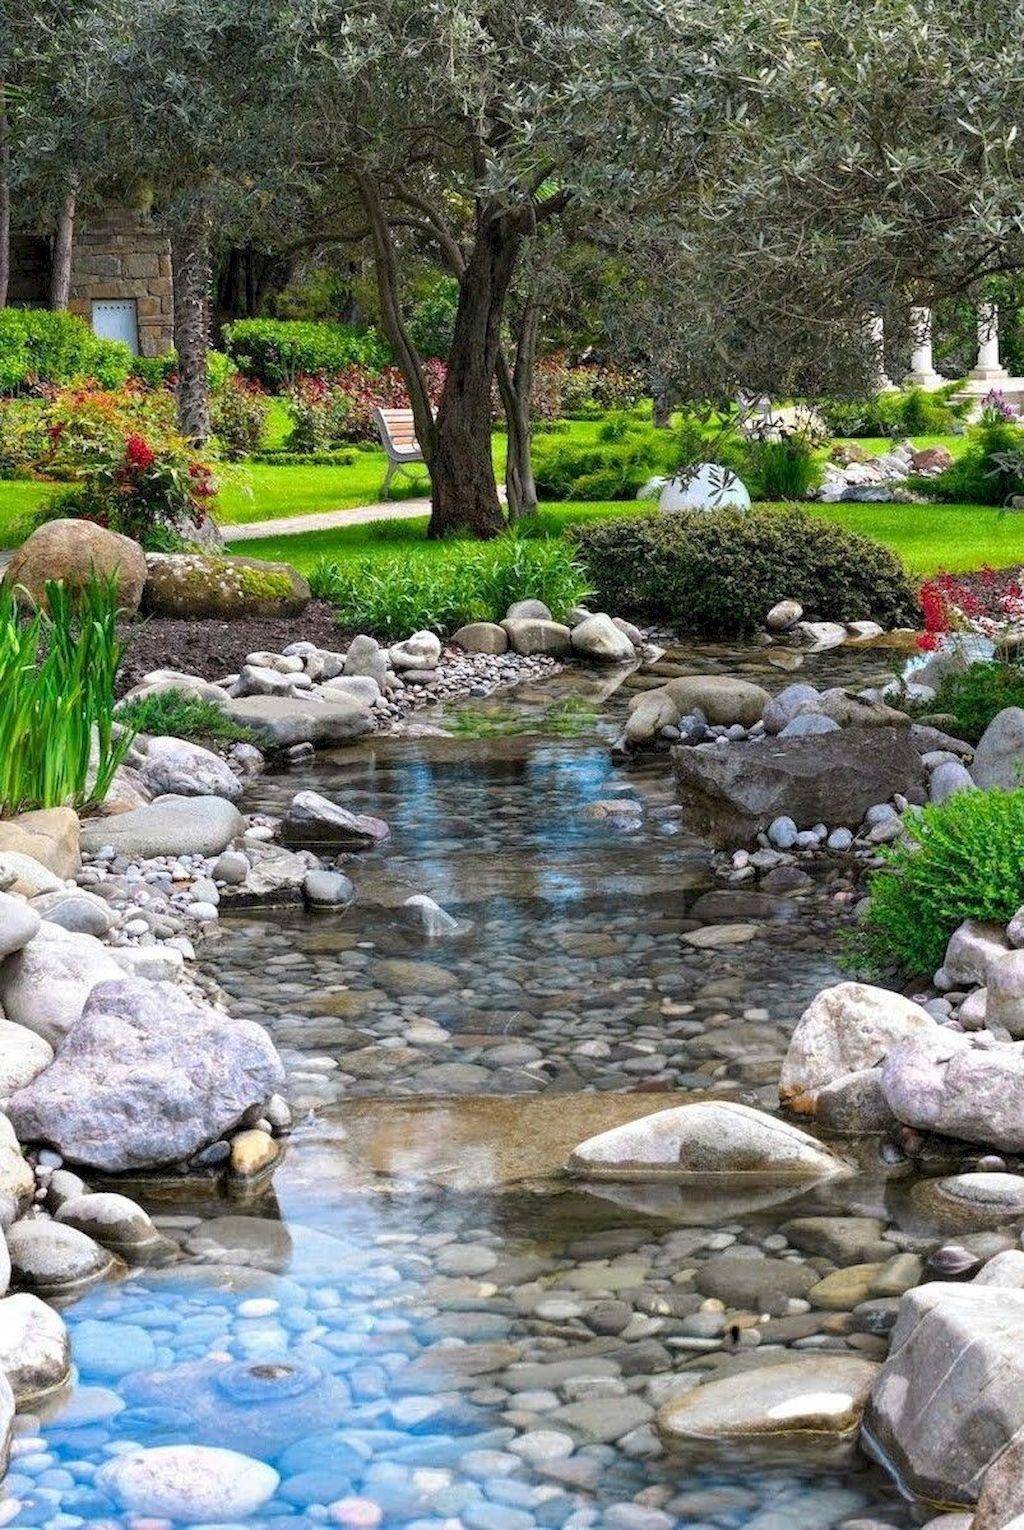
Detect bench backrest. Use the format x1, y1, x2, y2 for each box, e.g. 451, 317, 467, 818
374, 406, 420, 452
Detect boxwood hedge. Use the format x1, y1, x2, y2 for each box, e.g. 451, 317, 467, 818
570, 506, 919, 637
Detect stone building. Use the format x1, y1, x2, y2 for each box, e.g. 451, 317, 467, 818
10, 204, 174, 356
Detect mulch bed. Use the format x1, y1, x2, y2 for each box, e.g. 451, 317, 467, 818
117, 600, 347, 695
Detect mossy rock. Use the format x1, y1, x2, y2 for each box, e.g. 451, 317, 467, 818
142, 551, 310, 619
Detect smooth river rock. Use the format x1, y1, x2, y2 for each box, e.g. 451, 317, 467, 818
658, 1356, 879, 1449
779, 982, 936, 1114
0, 1019, 53, 1096
281, 790, 390, 849
970, 706, 1024, 790
80, 794, 244, 859
97, 1444, 280, 1521
9, 977, 283, 1172
0, 924, 124, 1047
663, 675, 770, 727
6, 1218, 114, 1298
136, 736, 243, 801
566, 1100, 844, 1181
0, 1292, 70, 1404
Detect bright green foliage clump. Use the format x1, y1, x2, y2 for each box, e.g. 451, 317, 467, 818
818, 385, 968, 438
926, 660, 1024, 743
222, 319, 389, 388
859, 789, 1024, 977
572, 505, 918, 637
743, 437, 824, 501
929, 417, 1024, 505
117, 688, 258, 745
310, 535, 590, 639
0, 309, 133, 394
0, 577, 133, 815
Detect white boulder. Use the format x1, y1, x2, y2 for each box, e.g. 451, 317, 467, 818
659, 464, 751, 514
779, 982, 937, 1115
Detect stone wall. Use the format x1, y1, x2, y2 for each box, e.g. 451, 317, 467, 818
10, 206, 174, 356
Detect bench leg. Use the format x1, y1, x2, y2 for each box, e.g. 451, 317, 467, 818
381, 458, 395, 498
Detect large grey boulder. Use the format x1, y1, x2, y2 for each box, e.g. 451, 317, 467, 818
96, 1445, 279, 1521
502, 618, 572, 657
986, 949, 1024, 1038
8, 977, 283, 1172
658, 1355, 878, 1450
672, 727, 924, 846
570, 613, 636, 664
566, 1099, 843, 1181
29, 888, 116, 938
863, 1282, 1024, 1506
0, 1292, 70, 1405
881, 1029, 1024, 1153
280, 790, 390, 850
779, 982, 936, 1115
389, 630, 442, 671
136, 738, 242, 802
971, 707, 1024, 790
663, 675, 769, 727
343, 633, 391, 686
943, 920, 1011, 986
975, 1435, 1024, 1529
762, 683, 821, 735
0, 925, 124, 1047
221, 693, 374, 748
80, 795, 244, 859
624, 687, 681, 745
930, 759, 976, 804
56, 1192, 165, 1260
451, 622, 508, 655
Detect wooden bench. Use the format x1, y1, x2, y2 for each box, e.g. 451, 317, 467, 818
373, 406, 428, 496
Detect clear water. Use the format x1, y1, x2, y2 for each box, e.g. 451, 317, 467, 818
14, 642, 935, 1529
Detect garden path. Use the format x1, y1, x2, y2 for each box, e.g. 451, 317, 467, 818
221, 495, 431, 542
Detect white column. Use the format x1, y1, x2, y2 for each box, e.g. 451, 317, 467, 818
968, 301, 1009, 383
903, 306, 944, 390
866, 313, 895, 391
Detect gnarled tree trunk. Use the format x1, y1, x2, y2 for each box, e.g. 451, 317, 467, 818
428, 218, 520, 539
50, 182, 77, 310
171, 214, 212, 444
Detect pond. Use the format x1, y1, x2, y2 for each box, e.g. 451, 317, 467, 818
14, 640, 945, 1530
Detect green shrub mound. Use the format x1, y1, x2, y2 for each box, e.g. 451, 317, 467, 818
858, 789, 1024, 978
0, 309, 133, 394
310, 535, 590, 640
924, 660, 1024, 743
222, 319, 389, 388
571, 506, 918, 637
819, 385, 968, 438
927, 417, 1024, 505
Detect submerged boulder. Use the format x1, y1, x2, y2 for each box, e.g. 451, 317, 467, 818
97, 1444, 280, 1522
281, 790, 390, 850
663, 675, 769, 727
672, 727, 924, 846
8, 977, 283, 1172
779, 982, 937, 1115
566, 1100, 843, 1181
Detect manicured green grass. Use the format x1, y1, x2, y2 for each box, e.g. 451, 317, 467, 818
0, 480, 52, 543
805, 501, 1024, 575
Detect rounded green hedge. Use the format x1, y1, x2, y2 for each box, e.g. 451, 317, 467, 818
222, 318, 389, 388
570, 505, 919, 637
0, 309, 133, 394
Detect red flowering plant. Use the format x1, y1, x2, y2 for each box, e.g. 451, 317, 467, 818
916, 566, 1024, 650
25, 383, 219, 548
286, 361, 449, 448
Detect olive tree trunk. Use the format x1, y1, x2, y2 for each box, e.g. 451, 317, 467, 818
49, 182, 77, 310
496, 300, 540, 520
0, 86, 10, 309
171, 215, 212, 444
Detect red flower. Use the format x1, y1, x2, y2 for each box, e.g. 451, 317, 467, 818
916, 632, 941, 651
124, 433, 156, 471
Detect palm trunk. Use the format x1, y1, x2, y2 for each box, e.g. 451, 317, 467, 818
0, 85, 10, 309
50, 182, 77, 310
496, 300, 539, 520
428, 219, 520, 539
171, 215, 212, 444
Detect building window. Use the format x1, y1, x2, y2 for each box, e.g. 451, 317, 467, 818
91, 299, 140, 356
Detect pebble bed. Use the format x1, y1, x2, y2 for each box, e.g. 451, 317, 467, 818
16, 640, 948, 1530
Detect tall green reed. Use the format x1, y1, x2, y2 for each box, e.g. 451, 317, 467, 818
0, 575, 134, 816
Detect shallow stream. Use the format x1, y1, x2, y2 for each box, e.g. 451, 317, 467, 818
11, 641, 960, 1530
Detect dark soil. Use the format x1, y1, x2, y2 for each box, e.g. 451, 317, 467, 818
117, 600, 346, 695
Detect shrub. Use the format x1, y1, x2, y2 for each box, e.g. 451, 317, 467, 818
817, 385, 968, 439
0, 576, 133, 815
408, 277, 458, 359
24, 384, 219, 547
0, 309, 134, 395
223, 318, 390, 388
210, 375, 271, 459
924, 660, 1024, 743
310, 535, 590, 639
928, 415, 1024, 505
858, 789, 1024, 977
533, 424, 667, 501
130, 348, 236, 393
743, 437, 824, 501
116, 687, 258, 744
571, 506, 918, 637
285, 376, 353, 452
